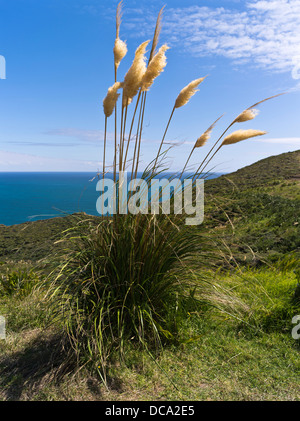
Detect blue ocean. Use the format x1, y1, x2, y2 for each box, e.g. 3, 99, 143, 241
0, 172, 222, 226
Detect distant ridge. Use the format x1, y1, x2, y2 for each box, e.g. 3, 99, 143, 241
206, 150, 300, 192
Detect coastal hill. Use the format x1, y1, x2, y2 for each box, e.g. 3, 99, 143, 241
0, 150, 299, 263
206, 149, 300, 194
204, 150, 300, 264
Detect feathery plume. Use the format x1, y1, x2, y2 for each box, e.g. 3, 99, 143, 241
149, 6, 165, 63
103, 82, 123, 117
248, 93, 285, 110
175, 77, 206, 108
114, 38, 128, 70
123, 40, 150, 107
195, 131, 211, 148
231, 94, 284, 124
116, 1, 123, 38
114, 2, 127, 72
180, 115, 222, 178
195, 115, 223, 148
234, 108, 259, 123
222, 129, 267, 145
141, 44, 169, 92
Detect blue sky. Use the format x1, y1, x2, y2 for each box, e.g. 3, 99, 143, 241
0, 0, 299, 173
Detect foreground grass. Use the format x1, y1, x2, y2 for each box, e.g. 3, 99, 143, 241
1, 324, 298, 401
0, 267, 299, 401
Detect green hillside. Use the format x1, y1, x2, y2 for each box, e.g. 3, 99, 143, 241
206, 149, 300, 194
204, 150, 300, 265
0, 150, 299, 265
0, 213, 101, 263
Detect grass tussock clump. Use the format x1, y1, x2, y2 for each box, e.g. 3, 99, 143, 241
47, 214, 206, 383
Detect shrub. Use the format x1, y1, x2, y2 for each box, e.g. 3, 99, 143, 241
48, 214, 206, 383
0, 264, 39, 297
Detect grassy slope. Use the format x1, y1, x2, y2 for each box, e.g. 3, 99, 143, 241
0, 216, 72, 263
0, 150, 298, 264
206, 149, 300, 193
0, 268, 299, 401
0, 150, 299, 401
0, 213, 102, 263
203, 150, 300, 265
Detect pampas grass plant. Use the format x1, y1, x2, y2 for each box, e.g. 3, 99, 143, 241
47, 2, 282, 387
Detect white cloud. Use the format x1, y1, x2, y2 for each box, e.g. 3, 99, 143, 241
0, 150, 100, 172
44, 128, 112, 143
45, 128, 155, 144
288, 81, 300, 92
124, 0, 300, 76
255, 137, 300, 145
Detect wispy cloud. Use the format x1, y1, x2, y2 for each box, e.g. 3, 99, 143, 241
288, 81, 300, 92
121, 0, 300, 77
0, 150, 100, 171
45, 128, 156, 145
255, 137, 300, 145
4, 141, 80, 147
44, 128, 112, 143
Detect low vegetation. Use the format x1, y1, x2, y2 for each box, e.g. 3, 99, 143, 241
0, 265, 299, 401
